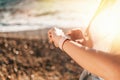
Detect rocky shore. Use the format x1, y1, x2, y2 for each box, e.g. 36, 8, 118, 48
0, 28, 83, 80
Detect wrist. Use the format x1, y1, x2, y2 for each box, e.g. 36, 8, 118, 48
58, 36, 70, 50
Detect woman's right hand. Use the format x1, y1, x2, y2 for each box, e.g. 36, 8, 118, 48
66, 28, 87, 46
66, 28, 93, 48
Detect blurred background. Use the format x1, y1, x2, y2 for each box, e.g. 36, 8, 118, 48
0, 0, 99, 32
0, 0, 99, 80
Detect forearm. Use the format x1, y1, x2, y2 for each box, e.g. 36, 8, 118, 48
63, 40, 120, 80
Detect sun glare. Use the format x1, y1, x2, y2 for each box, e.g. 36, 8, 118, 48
92, 0, 120, 37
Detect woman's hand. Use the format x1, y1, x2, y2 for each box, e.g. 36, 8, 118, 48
67, 28, 84, 40
48, 28, 93, 48
66, 28, 93, 48
48, 27, 65, 47
66, 28, 87, 46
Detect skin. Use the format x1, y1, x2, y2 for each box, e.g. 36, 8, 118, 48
66, 28, 93, 48
48, 28, 120, 80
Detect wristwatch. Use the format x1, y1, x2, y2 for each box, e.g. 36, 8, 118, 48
58, 35, 71, 51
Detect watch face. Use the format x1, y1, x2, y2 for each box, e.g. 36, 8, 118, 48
55, 27, 65, 36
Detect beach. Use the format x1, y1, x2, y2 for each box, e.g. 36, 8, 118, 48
0, 29, 83, 80
0, 0, 100, 79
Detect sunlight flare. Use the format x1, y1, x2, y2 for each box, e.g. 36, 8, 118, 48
92, 0, 120, 37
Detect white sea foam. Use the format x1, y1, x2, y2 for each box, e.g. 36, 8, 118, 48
0, 0, 99, 32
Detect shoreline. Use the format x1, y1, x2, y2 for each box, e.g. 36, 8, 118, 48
0, 27, 75, 40
0, 28, 49, 40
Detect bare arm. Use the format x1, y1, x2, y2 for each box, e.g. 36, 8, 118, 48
63, 40, 120, 80
48, 28, 120, 80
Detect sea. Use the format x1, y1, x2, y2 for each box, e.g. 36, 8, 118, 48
0, 0, 99, 32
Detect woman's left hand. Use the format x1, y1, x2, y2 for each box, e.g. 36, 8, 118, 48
48, 27, 65, 47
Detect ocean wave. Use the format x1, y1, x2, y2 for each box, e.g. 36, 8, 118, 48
0, 0, 98, 32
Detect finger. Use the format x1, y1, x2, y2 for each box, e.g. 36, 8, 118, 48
75, 39, 84, 43
48, 33, 53, 43
48, 36, 53, 43
66, 30, 72, 36
48, 29, 53, 43
48, 29, 52, 35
